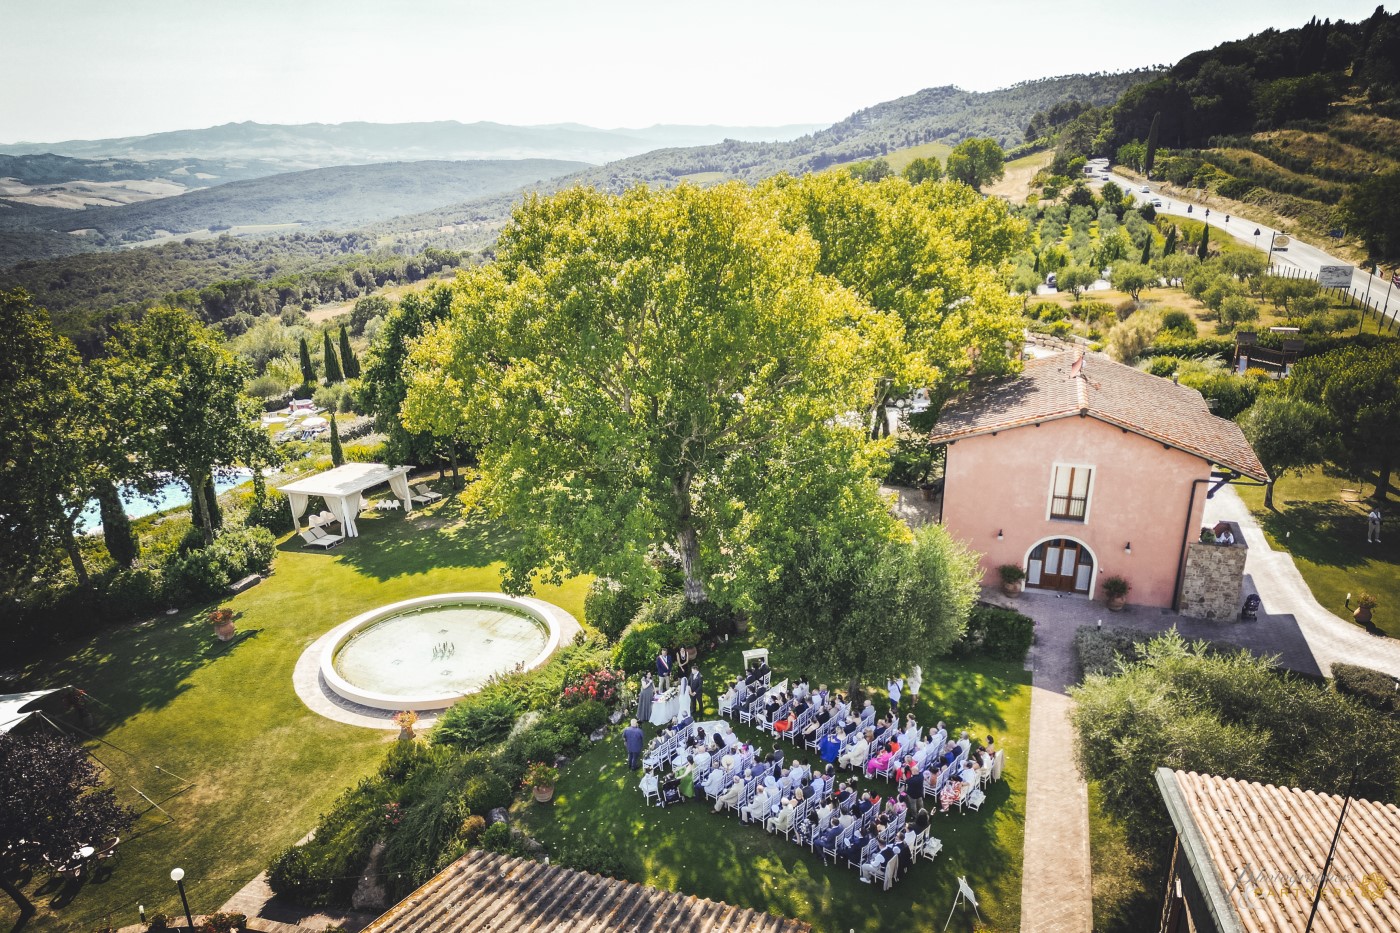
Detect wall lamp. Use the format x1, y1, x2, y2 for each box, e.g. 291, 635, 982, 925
1125, 542, 1132, 554
997, 529, 1003, 540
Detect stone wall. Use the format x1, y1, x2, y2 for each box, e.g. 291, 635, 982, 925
1178, 521, 1248, 620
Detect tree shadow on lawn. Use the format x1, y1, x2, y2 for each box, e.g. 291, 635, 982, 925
530, 732, 1020, 933
1255, 498, 1368, 571
281, 500, 513, 582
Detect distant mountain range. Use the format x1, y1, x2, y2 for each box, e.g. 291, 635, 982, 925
0, 120, 829, 171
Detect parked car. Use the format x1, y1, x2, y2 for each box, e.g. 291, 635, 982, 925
1151, 198, 1163, 207
1045, 272, 1058, 288
1141, 185, 1150, 193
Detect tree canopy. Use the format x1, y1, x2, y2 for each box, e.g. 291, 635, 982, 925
1288, 343, 1400, 498
403, 179, 1023, 607
1237, 394, 1331, 509
945, 138, 1006, 191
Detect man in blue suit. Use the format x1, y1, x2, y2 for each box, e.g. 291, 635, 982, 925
623, 719, 645, 771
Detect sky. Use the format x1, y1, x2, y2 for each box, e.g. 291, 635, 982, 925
1, 0, 1391, 142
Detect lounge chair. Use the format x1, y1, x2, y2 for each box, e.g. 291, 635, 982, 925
300, 527, 342, 549
377, 498, 401, 511
412, 484, 444, 503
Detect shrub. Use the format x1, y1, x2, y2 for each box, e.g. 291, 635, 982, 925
197, 914, 247, 933
997, 564, 1026, 585
1146, 356, 1181, 378
1102, 576, 1130, 599
1073, 625, 1152, 680
1159, 311, 1194, 339
499, 722, 581, 773
1332, 663, 1398, 715
267, 775, 390, 906
458, 814, 487, 846
163, 524, 276, 601
462, 771, 514, 814
560, 668, 623, 708
146, 914, 171, 930
480, 822, 513, 854
548, 699, 609, 736
584, 578, 644, 643
611, 621, 675, 677
956, 604, 1035, 662
554, 838, 630, 880
432, 694, 519, 750
101, 566, 164, 618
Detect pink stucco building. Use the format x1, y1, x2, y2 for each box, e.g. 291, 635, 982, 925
928, 352, 1268, 609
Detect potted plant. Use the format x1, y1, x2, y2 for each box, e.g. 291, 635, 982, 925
524, 761, 559, 803
208, 608, 236, 642
1199, 528, 1217, 544
1355, 593, 1378, 626
997, 564, 1026, 597
393, 709, 419, 741
1102, 575, 1131, 611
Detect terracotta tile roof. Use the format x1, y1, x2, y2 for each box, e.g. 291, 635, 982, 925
361, 850, 813, 933
1157, 768, 1400, 933
928, 352, 1268, 482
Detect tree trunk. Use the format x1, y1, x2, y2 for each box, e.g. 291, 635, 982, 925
1376, 454, 1393, 502
1263, 480, 1276, 511
64, 528, 89, 588
0, 872, 34, 917
672, 473, 708, 605
189, 468, 215, 546
95, 477, 139, 568
449, 444, 461, 490
205, 475, 223, 530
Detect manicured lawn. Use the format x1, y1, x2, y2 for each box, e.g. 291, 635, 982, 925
1086, 781, 1160, 933
1236, 466, 1400, 637
518, 640, 1032, 933
2, 493, 589, 932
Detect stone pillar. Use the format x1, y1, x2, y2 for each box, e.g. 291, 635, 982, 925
1178, 521, 1248, 620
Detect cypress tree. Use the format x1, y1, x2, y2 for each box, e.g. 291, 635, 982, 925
298, 336, 316, 385
322, 330, 343, 383
1164, 225, 1178, 255
1144, 112, 1161, 178
1140, 237, 1152, 265
1197, 223, 1211, 261
330, 412, 344, 466
339, 324, 360, 379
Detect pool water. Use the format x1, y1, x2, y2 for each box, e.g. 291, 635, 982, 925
77, 469, 253, 532
333, 603, 548, 697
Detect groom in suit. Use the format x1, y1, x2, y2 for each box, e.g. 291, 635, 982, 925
688, 665, 703, 715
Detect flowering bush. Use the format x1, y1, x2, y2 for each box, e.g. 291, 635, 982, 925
383, 802, 402, 827
560, 667, 624, 708
523, 761, 559, 788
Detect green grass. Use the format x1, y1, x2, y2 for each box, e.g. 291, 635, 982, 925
2, 492, 589, 932
1087, 781, 1161, 933
880, 141, 954, 174
518, 641, 1032, 933
1235, 466, 1400, 636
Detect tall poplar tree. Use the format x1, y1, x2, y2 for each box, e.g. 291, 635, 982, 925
1144, 111, 1162, 177
298, 336, 316, 385
329, 412, 344, 466
1197, 223, 1211, 260
338, 324, 360, 379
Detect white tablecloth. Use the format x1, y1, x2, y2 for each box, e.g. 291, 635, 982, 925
649, 690, 681, 726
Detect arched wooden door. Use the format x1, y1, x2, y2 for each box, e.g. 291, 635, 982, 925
1026, 538, 1094, 594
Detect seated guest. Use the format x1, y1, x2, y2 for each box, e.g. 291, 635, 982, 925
832, 782, 853, 807
941, 740, 960, 767
914, 802, 931, 834
676, 756, 697, 798
816, 795, 836, 824
853, 791, 874, 817
773, 709, 796, 734
898, 831, 916, 880
741, 786, 772, 824
959, 759, 979, 789
860, 846, 887, 884
768, 745, 785, 770
719, 680, 741, 714
799, 811, 822, 847
836, 830, 867, 866
714, 777, 744, 813
702, 763, 728, 798
692, 746, 712, 773
767, 796, 797, 835
957, 730, 972, 757
671, 712, 693, 734
838, 733, 870, 771
866, 741, 896, 777
816, 816, 843, 858
985, 734, 997, 755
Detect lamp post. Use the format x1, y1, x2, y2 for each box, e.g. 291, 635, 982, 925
170, 868, 195, 930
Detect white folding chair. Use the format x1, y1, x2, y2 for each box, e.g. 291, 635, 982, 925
992, 749, 1005, 782
961, 787, 986, 813
922, 834, 944, 862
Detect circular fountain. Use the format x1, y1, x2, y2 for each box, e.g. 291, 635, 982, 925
319, 593, 568, 711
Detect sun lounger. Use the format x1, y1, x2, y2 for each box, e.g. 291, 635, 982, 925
409, 485, 440, 505
415, 484, 444, 502
300, 528, 342, 549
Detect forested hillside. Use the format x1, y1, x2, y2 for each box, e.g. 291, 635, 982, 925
1029, 8, 1400, 259
369, 71, 1159, 240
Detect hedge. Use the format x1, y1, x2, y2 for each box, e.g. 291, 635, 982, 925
1074, 625, 1153, 681
1332, 663, 1400, 716
955, 604, 1035, 662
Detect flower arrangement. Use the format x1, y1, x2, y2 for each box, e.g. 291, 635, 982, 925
561, 667, 624, 707
393, 710, 419, 730
523, 761, 559, 789
1358, 593, 1378, 610
208, 608, 234, 626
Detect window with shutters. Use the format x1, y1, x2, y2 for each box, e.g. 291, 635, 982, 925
1049, 464, 1093, 522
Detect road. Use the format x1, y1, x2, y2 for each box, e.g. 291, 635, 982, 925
1103, 169, 1400, 329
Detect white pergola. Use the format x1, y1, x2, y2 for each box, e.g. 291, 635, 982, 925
277, 463, 414, 538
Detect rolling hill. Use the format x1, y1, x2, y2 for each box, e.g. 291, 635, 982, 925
0, 120, 828, 172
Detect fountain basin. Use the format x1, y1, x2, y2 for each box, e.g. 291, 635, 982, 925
319, 593, 568, 711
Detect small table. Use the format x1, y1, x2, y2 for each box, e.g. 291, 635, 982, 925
649, 690, 681, 726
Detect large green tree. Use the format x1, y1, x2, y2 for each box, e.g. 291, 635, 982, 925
103, 307, 268, 545
322, 330, 344, 383
404, 183, 903, 604
339, 324, 360, 379
361, 285, 456, 466
1237, 394, 1331, 509
1289, 343, 1400, 498
944, 138, 1006, 191
0, 291, 88, 594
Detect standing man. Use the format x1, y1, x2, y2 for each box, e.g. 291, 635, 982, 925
1369, 507, 1383, 543
656, 647, 672, 691
689, 665, 703, 717
623, 719, 645, 771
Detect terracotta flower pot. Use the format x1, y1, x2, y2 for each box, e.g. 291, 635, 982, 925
1355, 606, 1374, 626
533, 784, 555, 803
1107, 595, 1127, 612
1001, 581, 1022, 598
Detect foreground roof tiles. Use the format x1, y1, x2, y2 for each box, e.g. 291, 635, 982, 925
362, 850, 812, 933
1159, 768, 1400, 933
928, 352, 1268, 482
